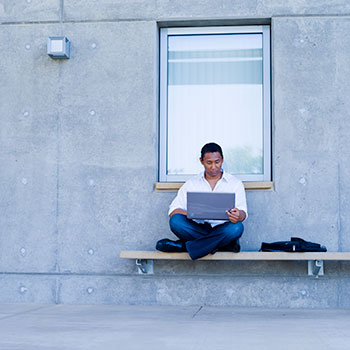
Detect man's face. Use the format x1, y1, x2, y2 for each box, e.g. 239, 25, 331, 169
200, 152, 223, 178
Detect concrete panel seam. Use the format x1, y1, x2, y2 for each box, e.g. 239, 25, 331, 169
336, 278, 340, 308
125, 274, 337, 280
0, 20, 62, 26
55, 278, 62, 304
337, 163, 343, 251
271, 14, 350, 18
0, 272, 342, 280
1, 272, 146, 277
62, 19, 156, 24
60, 0, 64, 24
55, 14, 350, 22
192, 305, 203, 318
3, 14, 350, 27
0, 19, 155, 26
0, 305, 55, 321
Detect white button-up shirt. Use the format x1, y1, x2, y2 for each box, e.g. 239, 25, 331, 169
168, 171, 248, 227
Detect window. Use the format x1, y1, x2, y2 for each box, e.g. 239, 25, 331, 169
159, 25, 271, 182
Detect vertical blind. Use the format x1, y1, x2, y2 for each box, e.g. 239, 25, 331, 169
166, 33, 264, 176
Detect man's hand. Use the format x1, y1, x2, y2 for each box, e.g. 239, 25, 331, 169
169, 208, 187, 217
226, 208, 246, 223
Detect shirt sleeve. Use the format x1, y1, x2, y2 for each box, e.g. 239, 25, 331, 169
235, 181, 248, 220
168, 183, 188, 216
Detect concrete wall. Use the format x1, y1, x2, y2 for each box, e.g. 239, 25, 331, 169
1, 0, 350, 307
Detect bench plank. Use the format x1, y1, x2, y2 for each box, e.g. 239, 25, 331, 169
120, 251, 350, 261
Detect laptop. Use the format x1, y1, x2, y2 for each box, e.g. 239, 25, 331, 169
187, 192, 236, 220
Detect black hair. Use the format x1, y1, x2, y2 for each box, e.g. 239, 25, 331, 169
200, 142, 223, 159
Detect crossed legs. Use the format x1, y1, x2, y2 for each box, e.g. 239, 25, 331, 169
169, 214, 244, 260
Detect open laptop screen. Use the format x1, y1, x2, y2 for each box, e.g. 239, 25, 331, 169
187, 192, 236, 220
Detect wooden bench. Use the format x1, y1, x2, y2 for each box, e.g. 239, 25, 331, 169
120, 251, 350, 277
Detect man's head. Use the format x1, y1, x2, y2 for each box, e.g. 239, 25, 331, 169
200, 142, 224, 178
200, 142, 223, 160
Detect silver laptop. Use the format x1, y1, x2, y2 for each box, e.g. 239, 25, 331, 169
187, 192, 236, 220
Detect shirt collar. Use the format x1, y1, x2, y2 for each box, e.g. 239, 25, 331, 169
201, 170, 228, 182
221, 170, 229, 182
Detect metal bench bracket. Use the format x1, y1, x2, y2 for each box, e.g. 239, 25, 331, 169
308, 260, 324, 277
136, 259, 154, 274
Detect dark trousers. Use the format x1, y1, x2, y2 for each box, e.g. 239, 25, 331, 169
169, 214, 244, 260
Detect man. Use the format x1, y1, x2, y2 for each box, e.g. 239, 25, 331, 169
156, 142, 247, 260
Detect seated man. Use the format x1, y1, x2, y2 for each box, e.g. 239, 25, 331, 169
156, 142, 247, 260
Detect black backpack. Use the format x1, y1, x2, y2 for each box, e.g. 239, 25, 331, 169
260, 237, 327, 252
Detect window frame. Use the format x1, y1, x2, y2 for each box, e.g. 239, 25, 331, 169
159, 25, 271, 182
